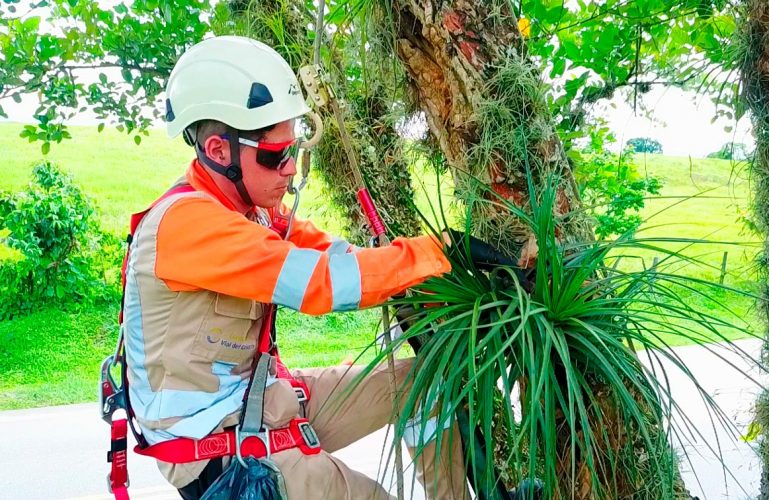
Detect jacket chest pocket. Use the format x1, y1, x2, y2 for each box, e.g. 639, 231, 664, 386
192, 295, 265, 364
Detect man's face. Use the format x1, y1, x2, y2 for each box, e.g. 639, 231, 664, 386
239, 119, 297, 208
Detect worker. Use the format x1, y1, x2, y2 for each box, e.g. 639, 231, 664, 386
122, 35, 506, 499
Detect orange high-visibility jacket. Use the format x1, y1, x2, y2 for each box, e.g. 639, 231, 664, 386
123, 160, 450, 486
155, 160, 451, 315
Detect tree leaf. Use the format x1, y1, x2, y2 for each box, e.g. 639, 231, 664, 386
550, 57, 566, 78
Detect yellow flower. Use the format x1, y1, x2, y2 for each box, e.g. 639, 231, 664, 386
518, 17, 531, 38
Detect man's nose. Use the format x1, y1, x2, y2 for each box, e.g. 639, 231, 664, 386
281, 157, 298, 176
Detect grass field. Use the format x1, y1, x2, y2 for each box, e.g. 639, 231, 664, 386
0, 122, 760, 409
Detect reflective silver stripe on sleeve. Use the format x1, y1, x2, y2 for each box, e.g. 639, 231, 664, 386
272, 248, 322, 310
328, 237, 352, 255
329, 252, 362, 311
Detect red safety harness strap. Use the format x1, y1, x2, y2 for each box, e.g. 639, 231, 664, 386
108, 418, 129, 500
135, 418, 321, 464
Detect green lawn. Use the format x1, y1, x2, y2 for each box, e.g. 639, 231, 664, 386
634, 153, 757, 277
0, 123, 760, 408
0, 303, 381, 410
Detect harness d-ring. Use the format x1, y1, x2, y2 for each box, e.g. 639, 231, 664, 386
235, 426, 271, 467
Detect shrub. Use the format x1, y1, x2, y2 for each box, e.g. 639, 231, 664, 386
575, 149, 663, 238
626, 137, 663, 154
0, 162, 123, 319
707, 142, 753, 161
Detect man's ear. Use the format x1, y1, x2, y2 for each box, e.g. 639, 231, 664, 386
203, 135, 231, 166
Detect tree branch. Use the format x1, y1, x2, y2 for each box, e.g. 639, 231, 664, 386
62, 63, 167, 78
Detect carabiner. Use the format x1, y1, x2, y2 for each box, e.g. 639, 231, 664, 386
99, 355, 125, 423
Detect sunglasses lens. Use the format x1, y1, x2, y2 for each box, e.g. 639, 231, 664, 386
256, 143, 298, 170
256, 149, 284, 169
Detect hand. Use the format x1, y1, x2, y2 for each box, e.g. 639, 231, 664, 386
443, 229, 516, 270
444, 229, 534, 291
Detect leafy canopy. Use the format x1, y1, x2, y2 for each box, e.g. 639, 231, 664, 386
0, 0, 743, 154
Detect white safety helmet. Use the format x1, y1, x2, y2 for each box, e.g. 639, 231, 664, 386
165, 36, 310, 139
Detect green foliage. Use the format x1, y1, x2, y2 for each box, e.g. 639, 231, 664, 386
361, 178, 758, 498
707, 142, 753, 160
0, 162, 122, 319
0, 0, 743, 157
627, 137, 664, 154
0, 0, 214, 152
576, 149, 663, 238
522, 0, 741, 146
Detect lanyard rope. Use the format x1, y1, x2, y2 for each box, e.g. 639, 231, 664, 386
299, 3, 405, 498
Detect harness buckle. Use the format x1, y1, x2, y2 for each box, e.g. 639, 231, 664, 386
298, 421, 320, 449
106, 474, 129, 493
235, 426, 270, 468
294, 386, 309, 404
99, 355, 126, 423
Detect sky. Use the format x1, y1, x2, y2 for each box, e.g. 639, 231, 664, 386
599, 86, 754, 158
2, 77, 753, 160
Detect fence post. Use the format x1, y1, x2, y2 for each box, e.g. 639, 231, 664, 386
719, 251, 728, 284
648, 256, 660, 292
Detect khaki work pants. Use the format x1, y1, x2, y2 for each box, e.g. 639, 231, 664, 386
265, 358, 470, 500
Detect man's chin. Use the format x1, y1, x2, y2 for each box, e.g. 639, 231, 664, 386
255, 196, 284, 210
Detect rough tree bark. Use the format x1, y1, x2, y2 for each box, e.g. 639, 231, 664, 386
390, 0, 592, 259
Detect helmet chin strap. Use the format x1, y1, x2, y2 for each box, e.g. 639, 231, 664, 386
195, 127, 255, 207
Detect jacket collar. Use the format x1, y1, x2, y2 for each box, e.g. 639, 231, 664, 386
185, 159, 242, 213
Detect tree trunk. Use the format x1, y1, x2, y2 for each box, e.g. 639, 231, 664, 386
390, 0, 591, 258
224, 0, 421, 244
377, 1, 687, 497
738, 1, 769, 498
229, 0, 694, 496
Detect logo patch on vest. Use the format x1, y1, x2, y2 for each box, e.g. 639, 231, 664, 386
206, 329, 255, 351
219, 338, 255, 351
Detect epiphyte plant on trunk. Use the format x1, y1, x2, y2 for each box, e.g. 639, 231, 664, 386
355, 172, 763, 498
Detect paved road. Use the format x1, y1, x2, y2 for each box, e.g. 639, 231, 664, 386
0, 339, 763, 499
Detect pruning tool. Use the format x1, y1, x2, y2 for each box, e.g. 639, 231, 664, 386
296, 2, 405, 498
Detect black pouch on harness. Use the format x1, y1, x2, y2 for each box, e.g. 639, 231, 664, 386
200, 457, 286, 500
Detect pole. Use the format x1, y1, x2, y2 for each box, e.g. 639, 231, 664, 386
720, 251, 728, 284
